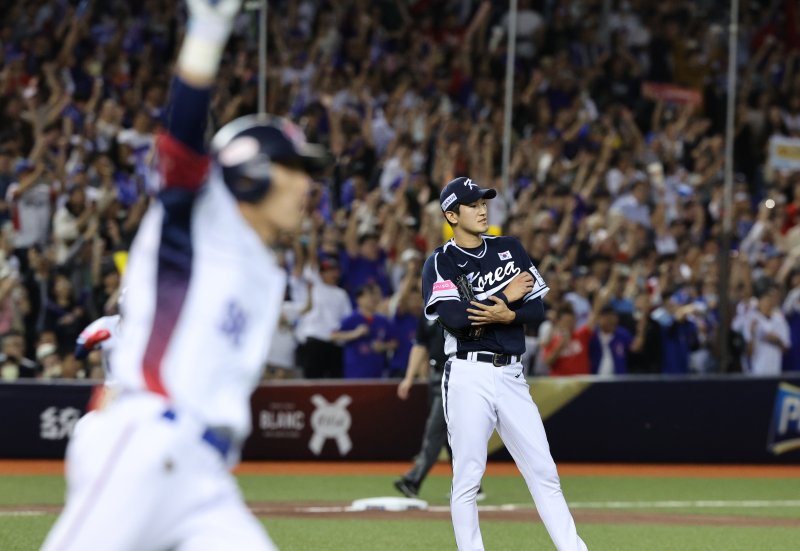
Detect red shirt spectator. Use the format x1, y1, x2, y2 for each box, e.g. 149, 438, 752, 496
544, 305, 592, 376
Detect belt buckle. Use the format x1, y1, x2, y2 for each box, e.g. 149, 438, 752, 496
492, 354, 504, 367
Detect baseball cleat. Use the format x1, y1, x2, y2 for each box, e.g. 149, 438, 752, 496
393, 478, 419, 499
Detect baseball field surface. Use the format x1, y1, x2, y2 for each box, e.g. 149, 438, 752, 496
1, 461, 798, 550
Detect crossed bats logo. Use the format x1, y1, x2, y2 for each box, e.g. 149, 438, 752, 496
308, 394, 353, 456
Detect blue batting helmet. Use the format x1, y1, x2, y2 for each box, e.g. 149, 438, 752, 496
210, 114, 331, 203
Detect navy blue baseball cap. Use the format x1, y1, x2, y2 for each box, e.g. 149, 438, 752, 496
439, 177, 496, 212
211, 114, 332, 203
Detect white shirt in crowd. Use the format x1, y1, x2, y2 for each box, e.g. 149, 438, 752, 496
502, 9, 544, 59
596, 331, 615, 376
293, 267, 352, 344
610, 193, 651, 228
266, 301, 301, 370
743, 308, 790, 376
52, 206, 81, 264
732, 298, 757, 372
564, 292, 591, 328
7, 180, 52, 248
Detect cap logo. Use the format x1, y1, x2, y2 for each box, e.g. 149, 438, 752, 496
463, 178, 477, 190
441, 192, 458, 211
218, 136, 259, 167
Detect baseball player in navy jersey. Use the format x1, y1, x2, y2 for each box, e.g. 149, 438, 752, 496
422, 177, 587, 551
42, 1, 330, 550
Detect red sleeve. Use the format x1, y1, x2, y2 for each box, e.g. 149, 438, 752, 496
157, 132, 210, 192
543, 334, 563, 360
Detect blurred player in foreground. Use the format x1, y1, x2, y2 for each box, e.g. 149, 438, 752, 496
42, 0, 330, 549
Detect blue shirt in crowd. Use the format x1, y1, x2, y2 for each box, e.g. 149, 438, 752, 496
784, 312, 800, 372
339, 311, 391, 378
387, 312, 418, 376
652, 308, 696, 375
588, 327, 633, 375
341, 250, 393, 299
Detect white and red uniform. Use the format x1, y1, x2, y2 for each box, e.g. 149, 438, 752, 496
42, 123, 283, 550
76, 314, 121, 378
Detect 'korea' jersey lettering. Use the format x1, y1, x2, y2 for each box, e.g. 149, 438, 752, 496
422, 235, 548, 357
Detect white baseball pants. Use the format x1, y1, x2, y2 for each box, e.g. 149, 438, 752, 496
442, 357, 587, 551
42, 393, 278, 551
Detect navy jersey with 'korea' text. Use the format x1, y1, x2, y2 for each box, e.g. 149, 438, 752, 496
421, 235, 549, 357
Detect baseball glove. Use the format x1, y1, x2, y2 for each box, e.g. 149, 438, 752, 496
438, 274, 484, 341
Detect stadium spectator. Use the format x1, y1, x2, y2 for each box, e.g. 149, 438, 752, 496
43, 271, 88, 356
0, 330, 38, 380
342, 197, 393, 299
650, 290, 699, 375
332, 282, 395, 378
294, 256, 352, 379
745, 283, 791, 376
36, 342, 61, 379
589, 305, 632, 376
52, 184, 93, 265
543, 304, 592, 376
386, 268, 422, 378
7, 159, 54, 267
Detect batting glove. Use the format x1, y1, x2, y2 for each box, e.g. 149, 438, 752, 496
179, 0, 243, 79
186, 0, 242, 25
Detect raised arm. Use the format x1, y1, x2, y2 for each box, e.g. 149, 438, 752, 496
158, 0, 242, 190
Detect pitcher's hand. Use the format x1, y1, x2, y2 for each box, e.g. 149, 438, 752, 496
503, 272, 534, 303
467, 296, 515, 326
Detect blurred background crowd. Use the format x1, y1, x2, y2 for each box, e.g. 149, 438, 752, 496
1, 0, 800, 382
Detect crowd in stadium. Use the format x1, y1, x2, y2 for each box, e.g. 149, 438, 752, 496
1, 0, 800, 382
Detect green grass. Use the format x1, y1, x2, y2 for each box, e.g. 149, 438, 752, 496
2, 514, 798, 551
0, 514, 57, 551
264, 518, 800, 551
0, 476, 65, 506
576, 523, 800, 551
241, 473, 800, 517
2, 473, 799, 550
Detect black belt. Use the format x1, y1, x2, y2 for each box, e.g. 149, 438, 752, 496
455, 351, 519, 366
162, 409, 232, 459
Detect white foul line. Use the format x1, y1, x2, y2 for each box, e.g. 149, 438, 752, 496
0, 511, 45, 517
299, 499, 800, 514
